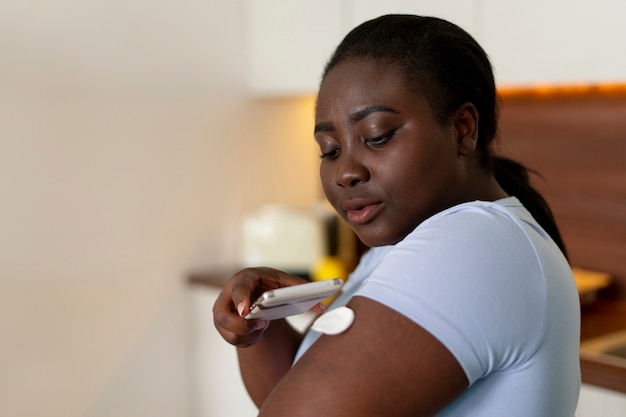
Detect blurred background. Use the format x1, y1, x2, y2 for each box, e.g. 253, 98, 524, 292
1, 1, 625, 416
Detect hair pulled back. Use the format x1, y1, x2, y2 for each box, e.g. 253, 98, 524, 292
324, 15, 497, 160
322, 14, 568, 258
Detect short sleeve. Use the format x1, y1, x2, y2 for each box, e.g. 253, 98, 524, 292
356, 203, 548, 385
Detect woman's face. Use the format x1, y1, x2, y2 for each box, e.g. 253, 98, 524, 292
314, 58, 472, 247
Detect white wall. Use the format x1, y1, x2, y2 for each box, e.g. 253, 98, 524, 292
0, 1, 320, 416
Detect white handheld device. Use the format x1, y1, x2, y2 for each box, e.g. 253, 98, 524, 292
245, 278, 343, 321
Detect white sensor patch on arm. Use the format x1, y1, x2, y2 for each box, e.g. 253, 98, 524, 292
310, 306, 355, 335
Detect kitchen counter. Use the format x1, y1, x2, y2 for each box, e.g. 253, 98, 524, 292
188, 268, 236, 288
580, 298, 626, 394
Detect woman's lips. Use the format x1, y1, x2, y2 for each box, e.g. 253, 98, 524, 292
344, 201, 382, 225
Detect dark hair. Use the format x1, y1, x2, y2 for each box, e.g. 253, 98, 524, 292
493, 157, 568, 259
322, 14, 568, 259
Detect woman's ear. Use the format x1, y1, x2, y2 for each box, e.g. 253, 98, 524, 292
453, 103, 479, 156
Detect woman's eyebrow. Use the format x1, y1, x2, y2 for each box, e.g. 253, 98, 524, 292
314, 105, 399, 134
349, 105, 399, 123
314, 122, 334, 134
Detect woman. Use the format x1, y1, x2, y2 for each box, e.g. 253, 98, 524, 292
213, 15, 580, 416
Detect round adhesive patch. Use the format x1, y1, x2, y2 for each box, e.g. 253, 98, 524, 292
311, 306, 355, 335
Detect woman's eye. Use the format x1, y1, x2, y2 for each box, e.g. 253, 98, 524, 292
364, 129, 397, 146
320, 148, 340, 160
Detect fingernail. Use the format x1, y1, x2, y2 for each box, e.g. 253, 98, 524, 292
237, 303, 245, 317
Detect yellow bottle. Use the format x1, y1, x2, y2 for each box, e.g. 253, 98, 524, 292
311, 256, 347, 306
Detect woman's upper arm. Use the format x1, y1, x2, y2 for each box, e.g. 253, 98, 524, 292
257, 296, 468, 417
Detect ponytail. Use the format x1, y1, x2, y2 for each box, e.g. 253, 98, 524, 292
493, 156, 569, 260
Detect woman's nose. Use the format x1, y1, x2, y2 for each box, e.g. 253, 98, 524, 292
335, 153, 370, 187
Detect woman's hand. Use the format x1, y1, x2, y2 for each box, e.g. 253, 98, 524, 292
212, 267, 310, 347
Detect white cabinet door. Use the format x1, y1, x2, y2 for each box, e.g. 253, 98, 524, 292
190, 287, 259, 417
243, 0, 345, 96
482, 0, 626, 86
244, 0, 480, 96
347, 0, 478, 37
244, 0, 626, 96
577, 383, 626, 417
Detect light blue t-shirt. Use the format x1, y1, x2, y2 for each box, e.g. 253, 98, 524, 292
295, 197, 581, 416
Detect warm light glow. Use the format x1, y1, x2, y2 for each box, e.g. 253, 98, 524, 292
498, 83, 626, 99
304, 83, 626, 101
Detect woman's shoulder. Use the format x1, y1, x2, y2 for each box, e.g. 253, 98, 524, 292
423, 197, 526, 226
405, 197, 533, 247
